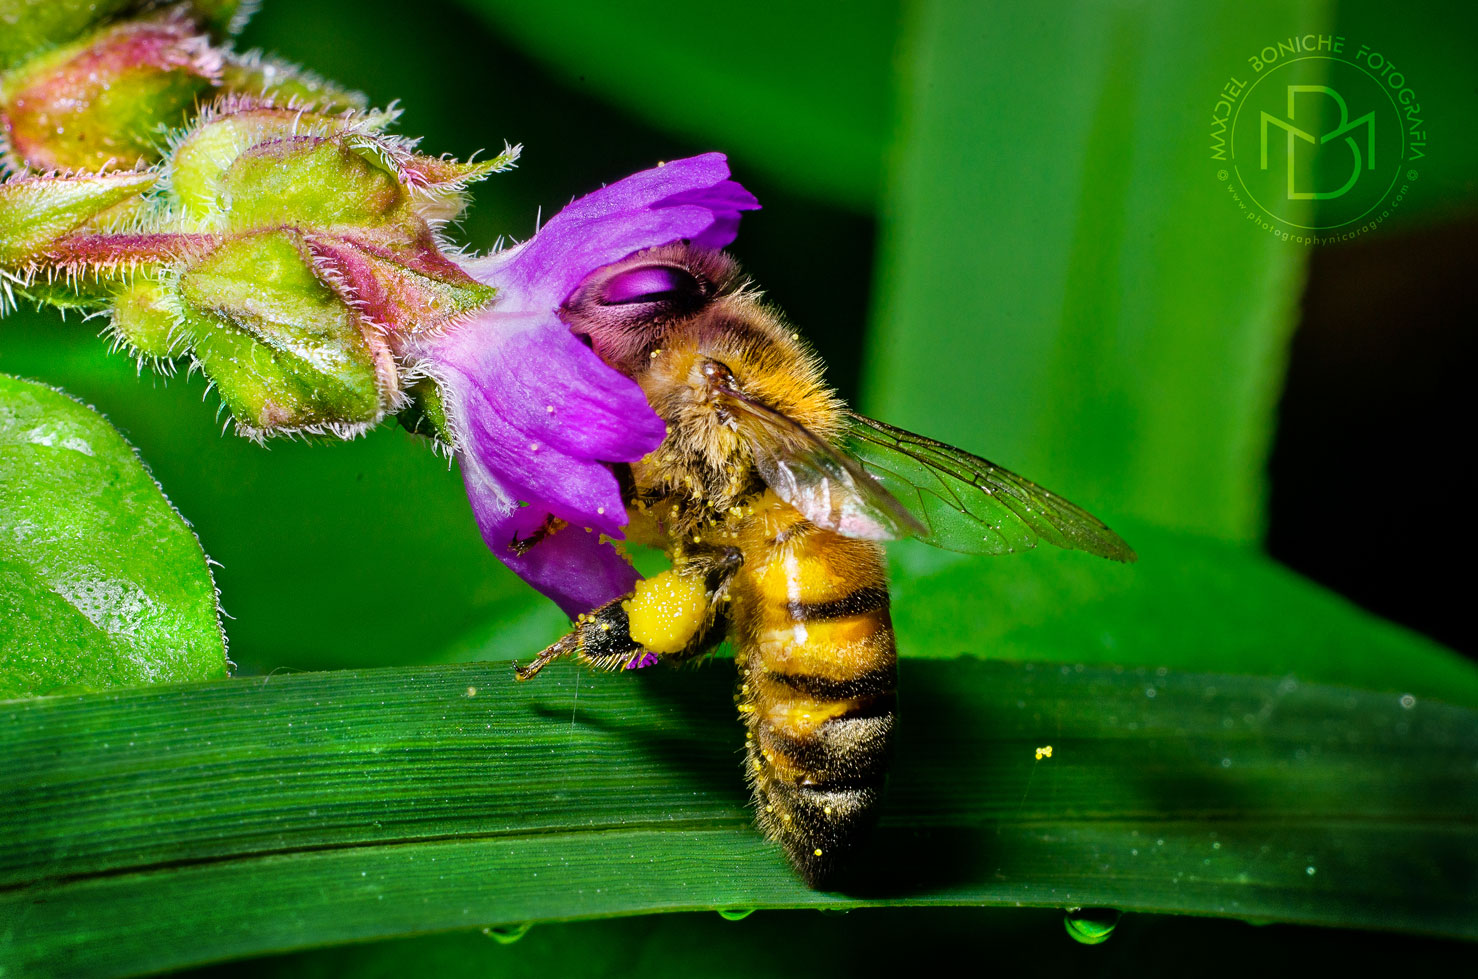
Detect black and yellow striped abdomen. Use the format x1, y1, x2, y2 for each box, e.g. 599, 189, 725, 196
732, 491, 896, 885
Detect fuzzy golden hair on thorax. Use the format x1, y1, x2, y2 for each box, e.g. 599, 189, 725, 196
562, 242, 843, 515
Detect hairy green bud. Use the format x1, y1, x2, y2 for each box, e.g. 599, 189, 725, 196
0, 2, 514, 440
177, 230, 389, 433
0, 170, 154, 266
0, 13, 218, 172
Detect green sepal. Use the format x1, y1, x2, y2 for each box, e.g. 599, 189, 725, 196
311, 241, 498, 331
177, 230, 389, 434
109, 277, 185, 360
166, 105, 395, 225
218, 53, 367, 113
8, 273, 122, 312
0, 171, 155, 267
396, 376, 452, 441
223, 136, 407, 231
400, 145, 521, 227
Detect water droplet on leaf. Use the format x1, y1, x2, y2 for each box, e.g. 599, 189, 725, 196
1064, 907, 1121, 945
717, 908, 755, 921
481, 922, 533, 944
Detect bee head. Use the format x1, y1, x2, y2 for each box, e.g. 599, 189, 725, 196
562, 242, 840, 494
560, 243, 741, 375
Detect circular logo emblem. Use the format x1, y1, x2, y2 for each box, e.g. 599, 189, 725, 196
1210, 37, 1426, 242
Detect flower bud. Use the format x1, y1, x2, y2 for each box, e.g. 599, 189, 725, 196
176, 229, 392, 433
1, 14, 221, 173
1, 9, 361, 175
147, 105, 504, 435
0, 0, 135, 71
0, 170, 155, 268
0, 7, 508, 442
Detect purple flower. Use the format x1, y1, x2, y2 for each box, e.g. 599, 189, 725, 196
413, 153, 759, 617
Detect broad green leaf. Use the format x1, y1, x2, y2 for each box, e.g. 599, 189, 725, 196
0, 375, 227, 697
452, 0, 898, 211
0, 311, 553, 675
865, 1, 1321, 543
2, 660, 1473, 978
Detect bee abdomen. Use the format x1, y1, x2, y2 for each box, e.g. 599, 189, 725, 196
747, 673, 896, 885
738, 517, 896, 886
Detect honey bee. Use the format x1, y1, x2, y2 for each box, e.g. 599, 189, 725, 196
514, 243, 1135, 886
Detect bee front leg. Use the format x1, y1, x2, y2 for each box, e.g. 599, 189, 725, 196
514, 546, 742, 680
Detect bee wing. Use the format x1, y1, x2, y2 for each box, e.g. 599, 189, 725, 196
721, 393, 926, 541
843, 412, 1137, 562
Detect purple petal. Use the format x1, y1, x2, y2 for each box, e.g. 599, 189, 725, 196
418, 153, 759, 615
436, 322, 664, 496
467, 153, 761, 311
655, 178, 760, 250
461, 451, 641, 617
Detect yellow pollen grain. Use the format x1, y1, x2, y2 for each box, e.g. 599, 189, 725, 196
596, 507, 605, 515
1035, 745, 1054, 760
813, 848, 823, 857
623, 570, 708, 654
823, 806, 832, 815
545, 405, 555, 413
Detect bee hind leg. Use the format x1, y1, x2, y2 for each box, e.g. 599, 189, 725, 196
638, 545, 740, 665
514, 547, 742, 681
512, 632, 579, 681
513, 598, 654, 681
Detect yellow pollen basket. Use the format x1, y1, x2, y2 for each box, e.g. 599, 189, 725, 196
624, 570, 709, 654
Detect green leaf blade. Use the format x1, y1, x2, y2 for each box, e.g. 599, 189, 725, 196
864, 1, 1324, 542
0, 375, 227, 697
2, 660, 1473, 977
